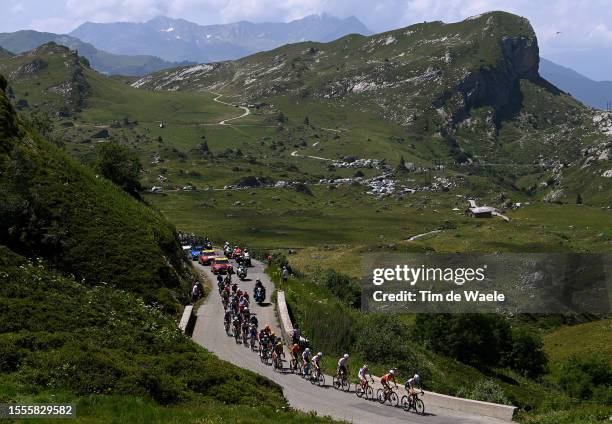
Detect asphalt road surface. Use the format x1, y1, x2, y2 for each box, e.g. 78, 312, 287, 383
192, 255, 508, 424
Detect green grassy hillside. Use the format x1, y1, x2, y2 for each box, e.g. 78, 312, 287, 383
0, 74, 191, 309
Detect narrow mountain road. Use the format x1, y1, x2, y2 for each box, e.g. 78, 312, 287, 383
191, 256, 508, 424
290, 150, 332, 161
210, 93, 250, 125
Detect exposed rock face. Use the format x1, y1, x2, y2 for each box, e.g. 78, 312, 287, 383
440, 33, 540, 129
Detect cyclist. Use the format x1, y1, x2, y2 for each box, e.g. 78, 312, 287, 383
223, 308, 232, 329
302, 347, 313, 376
358, 364, 374, 390
405, 374, 421, 394
381, 369, 398, 393
290, 343, 301, 370
249, 314, 258, 327
312, 352, 323, 376
337, 353, 350, 380
272, 341, 285, 368
232, 316, 240, 336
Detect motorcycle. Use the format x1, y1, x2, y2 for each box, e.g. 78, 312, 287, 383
254, 286, 266, 304
243, 252, 252, 267
237, 265, 247, 280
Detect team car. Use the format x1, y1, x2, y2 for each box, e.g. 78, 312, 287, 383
211, 257, 233, 275
189, 246, 204, 261
198, 249, 217, 265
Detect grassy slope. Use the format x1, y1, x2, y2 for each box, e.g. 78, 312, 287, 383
0, 247, 338, 424
0, 84, 191, 310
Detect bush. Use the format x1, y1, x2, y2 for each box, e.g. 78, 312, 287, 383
355, 314, 411, 363
503, 327, 548, 378
415, 314, 511, 368
456, 379, 510, 405
314, 269, 360, 308
557, 354, 612, 401
95, 142, 142, 197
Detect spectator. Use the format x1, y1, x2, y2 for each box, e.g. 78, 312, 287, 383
191, 282, 200, 303
282, 266, 289, 283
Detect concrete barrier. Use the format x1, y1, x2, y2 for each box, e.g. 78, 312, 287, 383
275, 290, 516, 421
275, 291, 294, 346
179, 305, 194, 335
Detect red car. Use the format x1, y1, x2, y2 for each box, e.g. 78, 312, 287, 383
211, 257, 233, 275
198, 250, 217, 265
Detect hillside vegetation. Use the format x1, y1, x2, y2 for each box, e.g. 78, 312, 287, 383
0, 79, 191, 309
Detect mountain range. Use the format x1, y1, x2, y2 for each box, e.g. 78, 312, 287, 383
70, 14, 371, 63
0, 14, 610, 110
539, 58, 612, 110
0, 30, 189, 76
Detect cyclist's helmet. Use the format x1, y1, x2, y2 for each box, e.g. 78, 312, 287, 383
317, 352, 323, 357
305, 348, 311, 353
271, 332, 276, 337
389, 369, 395, 375
293, 343, 299, 349
276, 341, 282, 346
414, 374, 420, 381
363, 364, 368, 369
343, 353, 349, 359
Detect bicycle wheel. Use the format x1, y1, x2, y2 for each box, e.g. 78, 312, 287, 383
365, 386, 373, 400
389, 391, 399, 407
332, 376, 339, 389
317, 374, 325, 386
401, 395, 410, 411
415, 398, 425, 415
377, 389, 385, 404
341, 379, 350, 392
356, 386, 364, 398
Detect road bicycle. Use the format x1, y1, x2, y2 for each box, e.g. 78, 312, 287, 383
273, 354, 284, 373
356, 379, 374, 399
309, 367, 325, 386
401, 390, 425, 415
332, 370, 350, 392
289, 356, 302, 374
260, 347, 271, 365
377, 386, 399, 406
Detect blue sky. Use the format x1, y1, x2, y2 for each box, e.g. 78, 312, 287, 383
3, 0, 612, 81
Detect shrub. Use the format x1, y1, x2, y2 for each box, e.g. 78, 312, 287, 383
314, 269, 360, 308
557, 354, 612, 401
456, 379, 510, 405
415, 314, 511, 368
503, 327, 548, 378
95, 142, 142, 197
355, 314, 410, 363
